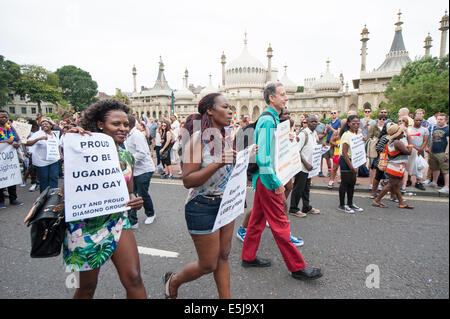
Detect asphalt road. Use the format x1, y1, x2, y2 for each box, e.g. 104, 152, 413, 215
0, 179, 448, 299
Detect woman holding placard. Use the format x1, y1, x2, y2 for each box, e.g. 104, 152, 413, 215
63, 99, 145, 299
338, 115, 364, 214
163, 93, 237, 299
25, 119, 61, 193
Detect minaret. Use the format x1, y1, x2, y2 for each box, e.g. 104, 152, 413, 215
439, 10, 449, 58
184, 68, 189, 88
360, 24, 369, 72
221, 52, 226, 87
424, 33, 433, 56
267, 43, 273, 82
132, 65, 137, 93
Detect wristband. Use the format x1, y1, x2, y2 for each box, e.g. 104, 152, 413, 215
406, 145, 414, 148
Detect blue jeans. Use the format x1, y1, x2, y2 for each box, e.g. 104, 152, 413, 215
35, 162, 60, 193
128, 172, 155, 225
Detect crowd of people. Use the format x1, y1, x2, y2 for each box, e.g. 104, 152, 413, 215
0, 82, 448, 299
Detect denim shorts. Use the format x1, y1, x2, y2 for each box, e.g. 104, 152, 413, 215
185, 195, 222, 235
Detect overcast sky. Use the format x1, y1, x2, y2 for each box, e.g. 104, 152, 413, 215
1, 0, 448, 95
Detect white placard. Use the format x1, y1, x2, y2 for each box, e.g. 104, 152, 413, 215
212, 146, 253, 233
63, 133, 130, 222
0, 143, 22, 188
275, 120, 302, 185
46, 139, 60, 161
12, 121, 32, 143
350, 134, 366, 169
308, 145, 326, 178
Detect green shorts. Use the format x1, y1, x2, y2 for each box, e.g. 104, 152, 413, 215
429, 152, 449, 174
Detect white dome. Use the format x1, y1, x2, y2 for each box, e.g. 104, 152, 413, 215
280, 66, 297, 93
200, 75, 218, 97
225, 40, 267, 89
174, 86, 194, 101
313, 61, 342, 92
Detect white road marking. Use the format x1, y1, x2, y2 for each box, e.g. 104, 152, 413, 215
137, 246, 179, 258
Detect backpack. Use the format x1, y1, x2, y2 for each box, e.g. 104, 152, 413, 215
237, 111, 277, 176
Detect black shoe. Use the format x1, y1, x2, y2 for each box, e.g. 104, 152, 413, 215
415, 183, 426, 191
406, 180, 412, 187
242, 256, 271, 268
291, 266, 323, 280
10, 200, 24, 206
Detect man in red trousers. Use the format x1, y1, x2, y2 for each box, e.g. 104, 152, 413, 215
241, 82, 323, 280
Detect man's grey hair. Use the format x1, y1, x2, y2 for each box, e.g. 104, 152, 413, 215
264, 82, 284, 105
398, 107, 409, 116
307, 115, 318, 123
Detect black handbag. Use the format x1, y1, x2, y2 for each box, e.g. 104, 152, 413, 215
24, 187, 66, 258
160, 142, 174, 161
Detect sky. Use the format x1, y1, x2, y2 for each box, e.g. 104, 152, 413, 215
1, 0, 448, 95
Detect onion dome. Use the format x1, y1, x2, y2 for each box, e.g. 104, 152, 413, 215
200, 74, 218, 97
225, 34, 267, 89
313, 60, 342, 92
280, 65, 297, 93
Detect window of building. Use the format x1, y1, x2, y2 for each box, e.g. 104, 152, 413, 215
21, 107, 27, 114
31, 108, 36, 114
9, 107, 15, 114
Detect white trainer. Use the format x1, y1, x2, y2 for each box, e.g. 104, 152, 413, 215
144, 216, 156, 224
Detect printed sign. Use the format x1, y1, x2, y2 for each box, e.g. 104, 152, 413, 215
275, 120, 302, 185
46, 139, 60, 161
63, 133, 130, 222
350, 134, 366, 169
0, 143, 22, 188
212, 146, 253, 233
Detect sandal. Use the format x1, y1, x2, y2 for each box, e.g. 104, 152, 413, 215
163, 272, 177, 299
398, 204, 414, 209
372, 201, 387, 208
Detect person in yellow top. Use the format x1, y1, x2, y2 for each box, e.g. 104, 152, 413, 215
327, 129, 341, 188
338, 115, 364, 214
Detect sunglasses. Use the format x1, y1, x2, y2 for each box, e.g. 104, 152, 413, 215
302, 122, 307, 124
331, 112, 337, 115
364, 110, 371, 113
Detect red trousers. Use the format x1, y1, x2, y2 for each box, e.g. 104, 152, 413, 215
242, 177, 307, 272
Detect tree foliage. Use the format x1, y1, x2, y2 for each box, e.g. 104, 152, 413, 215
14, 65, 62, 113
384, 55, 449, 120
0, 55, 21, 107
55, 65, 98, 112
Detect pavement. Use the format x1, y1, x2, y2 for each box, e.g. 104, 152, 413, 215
0, 177, 448, 299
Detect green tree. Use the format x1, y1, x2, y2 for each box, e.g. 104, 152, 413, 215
55, 65, 98, 112
384, 55, 449, 121
0, 55, 21, 107
14, 65, 62, 113
111, 93, 130, 105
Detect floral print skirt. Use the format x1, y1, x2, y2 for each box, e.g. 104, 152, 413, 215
63, 212, 131, 272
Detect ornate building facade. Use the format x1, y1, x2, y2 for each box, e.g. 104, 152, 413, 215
129, 10, 449, 124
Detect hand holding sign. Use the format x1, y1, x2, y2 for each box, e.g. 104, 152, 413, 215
64, 133, 130, 222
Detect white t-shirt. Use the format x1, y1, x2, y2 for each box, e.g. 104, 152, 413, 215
28, 130, 61, 167
298, 128, 318, 173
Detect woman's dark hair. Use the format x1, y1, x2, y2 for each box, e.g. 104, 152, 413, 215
80, 99, 130, 132
340, 114, 359, 137
184, 93, 222, 136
